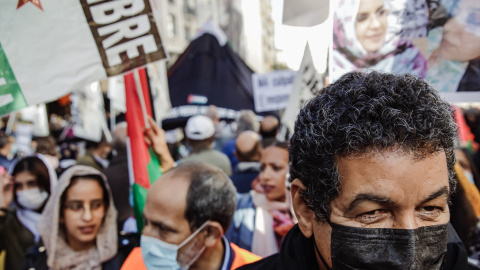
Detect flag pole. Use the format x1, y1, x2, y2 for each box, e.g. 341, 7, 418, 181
5, 113, 16, 135
133, 68, 150, 129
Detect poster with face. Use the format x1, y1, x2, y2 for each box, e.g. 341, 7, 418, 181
426, 0, 480, 93
331, 0, 429, 81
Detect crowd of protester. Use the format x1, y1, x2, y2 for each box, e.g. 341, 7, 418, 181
0, 71, 479, 269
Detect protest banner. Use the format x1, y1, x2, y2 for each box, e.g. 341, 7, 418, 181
252, 70, 296, 112
282, 0, 330, 27
70, 82, 108, 143
282, 44, 323, 135
331, 0, 429, 82
19, 104, 49, 137
0, 0, 167, 115
426, 0, 480, 101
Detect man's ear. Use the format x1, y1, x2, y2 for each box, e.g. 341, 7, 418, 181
203, 222, 223, 247
291, 178, 316, 238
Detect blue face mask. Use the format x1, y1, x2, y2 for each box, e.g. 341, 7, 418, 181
141, 221, 210, 270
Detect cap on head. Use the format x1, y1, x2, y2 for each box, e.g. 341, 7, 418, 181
185, 115, 215, 140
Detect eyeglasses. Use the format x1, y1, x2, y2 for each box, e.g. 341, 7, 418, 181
64, 200, 104, 212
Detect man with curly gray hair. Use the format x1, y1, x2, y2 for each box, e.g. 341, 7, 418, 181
239, 71, 468, 270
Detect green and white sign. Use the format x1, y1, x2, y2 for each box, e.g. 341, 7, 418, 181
0, 43, 27, 115
0, 0, 166, 116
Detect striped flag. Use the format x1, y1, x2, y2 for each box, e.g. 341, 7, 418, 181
125, 67, 162, 231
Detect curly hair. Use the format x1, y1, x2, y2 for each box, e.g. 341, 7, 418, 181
289, 71, 458, 221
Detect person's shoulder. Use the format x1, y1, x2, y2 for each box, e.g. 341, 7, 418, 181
235, 253, 280, 270
22, 242, 48, 270
236, 192, 254, 208
76, 152, 96, 165
120, 247, 146, 270
230, 243, 262, 269
444, 223, 470, 270
105, 232, 140, 269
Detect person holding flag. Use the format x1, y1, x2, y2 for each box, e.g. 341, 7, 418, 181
121, 162, 261, 270
124, 68, 174, 233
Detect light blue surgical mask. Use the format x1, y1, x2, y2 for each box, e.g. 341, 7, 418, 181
141, 221, 210, 270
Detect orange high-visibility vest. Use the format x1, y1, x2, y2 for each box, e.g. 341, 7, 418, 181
121, 243, 261, 270
230, 242, 261, 269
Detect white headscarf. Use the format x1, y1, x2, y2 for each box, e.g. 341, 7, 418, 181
39, 165, 117, 270
332, 0, 426, 81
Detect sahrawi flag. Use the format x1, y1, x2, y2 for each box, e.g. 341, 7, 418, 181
125, 67, 162, 231
0, 0, 166, 115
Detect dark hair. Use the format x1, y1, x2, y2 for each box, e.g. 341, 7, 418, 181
456, 147, 480, 191
169, 162, 236, 232
260, 115, 279, 138
267, 141, 289, 151
13, 156, 51, 210
60, 174, 110, 217
85, 134, 109, 150
13, 157, 51, 192
290, 71, 458, 221
34, 136, 58, 157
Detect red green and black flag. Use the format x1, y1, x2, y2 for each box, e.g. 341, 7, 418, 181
125, 67, 163, 232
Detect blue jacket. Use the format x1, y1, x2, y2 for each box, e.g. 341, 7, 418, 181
225, 193, 256, 252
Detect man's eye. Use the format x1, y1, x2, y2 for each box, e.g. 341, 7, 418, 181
356, 209, 389, 224
363, 210, 378, 215
417, 206, 444, 220
420, 206, 444, 213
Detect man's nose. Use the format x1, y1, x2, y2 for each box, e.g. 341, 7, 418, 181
394, 214, 418, 230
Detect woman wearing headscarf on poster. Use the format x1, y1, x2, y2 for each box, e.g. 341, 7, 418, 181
22, 166, 133, 270
427, 0, 480, 92
332, 0, 427, 81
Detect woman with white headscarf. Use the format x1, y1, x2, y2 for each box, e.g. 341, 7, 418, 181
332, 0, 427, 81
22, 165, 132, 270
0, 155, 57, 270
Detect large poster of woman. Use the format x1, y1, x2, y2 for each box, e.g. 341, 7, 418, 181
331, 0, 429, 81
426, 0, 480, 92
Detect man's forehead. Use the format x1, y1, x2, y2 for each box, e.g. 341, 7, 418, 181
145, 172, 190, 215
334, 149, 449, 205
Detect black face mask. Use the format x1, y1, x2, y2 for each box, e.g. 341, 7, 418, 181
315, 223, 448, 270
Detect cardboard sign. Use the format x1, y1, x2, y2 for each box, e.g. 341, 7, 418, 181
252, 70, 296, 112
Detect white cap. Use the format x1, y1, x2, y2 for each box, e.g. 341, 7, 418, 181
185, 115, 215, 140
